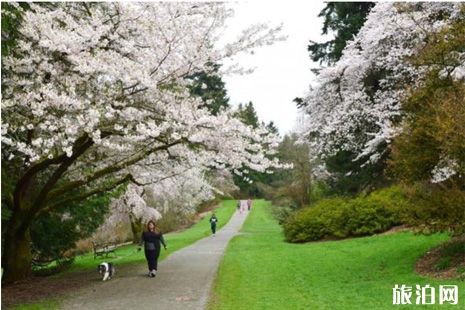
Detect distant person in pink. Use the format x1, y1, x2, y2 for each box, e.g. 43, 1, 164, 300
247, 198, 251, 211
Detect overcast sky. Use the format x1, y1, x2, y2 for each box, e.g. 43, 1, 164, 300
221, 1, 330, 135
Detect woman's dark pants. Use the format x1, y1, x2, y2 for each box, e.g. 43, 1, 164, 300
145, 248, 161, 271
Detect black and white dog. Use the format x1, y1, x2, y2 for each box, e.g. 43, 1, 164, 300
98, 262, 115, 281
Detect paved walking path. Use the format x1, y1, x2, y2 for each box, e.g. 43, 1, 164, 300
61, 210, 249, 310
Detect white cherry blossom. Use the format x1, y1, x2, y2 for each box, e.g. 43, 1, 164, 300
299, 2, 463, 181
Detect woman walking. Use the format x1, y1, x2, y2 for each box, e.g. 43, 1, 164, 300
138, 220, 168, 277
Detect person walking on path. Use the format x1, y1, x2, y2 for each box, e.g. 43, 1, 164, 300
210, 213, 218, 236
60, 204, 250, 310
247, 198, 252, 211
137, 220, 168, 277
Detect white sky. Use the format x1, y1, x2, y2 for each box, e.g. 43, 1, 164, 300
221, 1, 330, 135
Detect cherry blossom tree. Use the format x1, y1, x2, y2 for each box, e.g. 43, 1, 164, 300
143, 169, 214, 218
299, 2, 463, 181
1, 2, 285, 283
102, 166, 230, 243
99, 184, 160, 244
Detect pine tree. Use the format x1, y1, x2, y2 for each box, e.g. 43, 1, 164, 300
308, 2, 375, 65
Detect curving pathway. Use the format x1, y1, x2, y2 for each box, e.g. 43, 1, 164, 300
60, 210, 249, 310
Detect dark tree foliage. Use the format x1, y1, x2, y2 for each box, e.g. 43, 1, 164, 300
186, 63, 230, 116
295, 3, 374, 110
30, 191, 112, 267
234, 102, 260, 128
325, 150, 389, 196
308, 2, 375, 65
265, 121, 279, 135
232, 102, 279, 198
1, 2, 30, 58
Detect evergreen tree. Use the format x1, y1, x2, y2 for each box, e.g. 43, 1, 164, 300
308, 2, 375, 65
233, 102, 278, 197
235, 102, 260, 128
265, 121, 279, 135
186, 63, 230, 116
325, 150, 388, 195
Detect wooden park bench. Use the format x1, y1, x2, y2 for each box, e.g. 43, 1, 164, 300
92, 241, 118, 260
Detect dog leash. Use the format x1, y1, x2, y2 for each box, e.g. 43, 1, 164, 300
106, 249, 139, 263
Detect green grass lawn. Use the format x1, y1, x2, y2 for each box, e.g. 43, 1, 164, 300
208, 200, 464, 310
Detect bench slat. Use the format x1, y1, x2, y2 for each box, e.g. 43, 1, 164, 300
92, 241, 118, 259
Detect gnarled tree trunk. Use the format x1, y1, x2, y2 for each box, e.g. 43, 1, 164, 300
130, 218, 144, 244
2, 212, 33, 284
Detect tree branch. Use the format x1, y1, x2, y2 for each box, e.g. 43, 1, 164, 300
31, 134, 95, 212
13, 134, 93, 211
44, 138, 186, 204
33, 174, 133, 220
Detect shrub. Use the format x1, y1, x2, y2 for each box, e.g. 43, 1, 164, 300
30, 191, 112, 267
271, 205, 294, 225
346, 198, 396, 236
283, 211, 327, 243
283, 186, 405, 243
399, 182, 465, 235
283, 197, 346, 242
316, 198, 351, 238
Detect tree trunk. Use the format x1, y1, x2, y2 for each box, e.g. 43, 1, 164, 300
130, 219, 144, 244
2, 212, 33, 284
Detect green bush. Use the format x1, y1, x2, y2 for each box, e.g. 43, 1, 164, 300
271, 205, 294, 225
399, 182, 465, 235
346, 194, 400, 236
283, 197, 345, 242
283, 186, 405, 243
30, 190, 115, 268
315, 197, 350, 238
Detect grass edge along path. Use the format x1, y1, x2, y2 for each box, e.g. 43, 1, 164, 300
7, 200, 237, 310
207, 200, 464, 310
